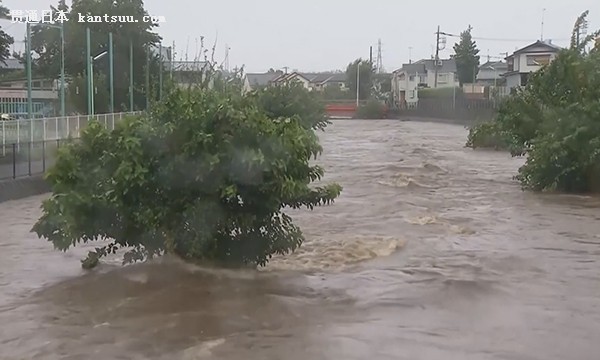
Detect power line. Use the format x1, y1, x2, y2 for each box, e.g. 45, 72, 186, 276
439, 31, 568, 42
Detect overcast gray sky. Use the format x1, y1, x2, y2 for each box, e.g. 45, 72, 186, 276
3, 0, 600, 72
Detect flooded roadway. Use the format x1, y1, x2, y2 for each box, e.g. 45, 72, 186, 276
1, 120, 600, 360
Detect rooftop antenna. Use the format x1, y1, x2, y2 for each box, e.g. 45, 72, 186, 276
541, 8, 546, 41
408, 46, 413, 64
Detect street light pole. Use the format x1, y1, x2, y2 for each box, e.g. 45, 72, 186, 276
109, 32, 114, 113
86, 27, 92, 115
90, 51, 108, 116
59, 23, 65, 117
90, 57, 95, 115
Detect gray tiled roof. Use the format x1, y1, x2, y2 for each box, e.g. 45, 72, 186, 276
246, 73, 280, 87
0, 58, 24, 70
394, 59, 456, 74
513, 40, 561, 55
299, 72, 346, 84
479, 61, 508, 70
170, 61, 208, 72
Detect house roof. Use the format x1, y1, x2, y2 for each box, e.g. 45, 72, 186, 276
393, 58, 456, 74
511, 40, 561, 56
246, 72, 280, 87
170, 61, 208, 72
299, 72, 346, 84
0, 58, 24, 70
479, 61, 508, 70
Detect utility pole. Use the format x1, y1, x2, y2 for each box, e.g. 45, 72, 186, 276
434, 25, 441, 88
282, 66, 289, 74
369, 46, 373, 65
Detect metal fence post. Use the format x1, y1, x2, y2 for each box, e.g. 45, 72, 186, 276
1, 120, 4, 157
42, 140, 46, 173
55, 116, 58, 140
28, 140, 32, 176
66, 116, 70, 138
16, 120, 20, 152
12, 143, 16, 179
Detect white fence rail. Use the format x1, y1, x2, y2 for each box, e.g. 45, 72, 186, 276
1, 112, 142, 155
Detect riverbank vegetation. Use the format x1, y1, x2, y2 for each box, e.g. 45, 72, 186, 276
31, 74, 342, 269
466, 11, 600, 193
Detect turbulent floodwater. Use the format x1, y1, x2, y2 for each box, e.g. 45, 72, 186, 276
2, 119, 600, 360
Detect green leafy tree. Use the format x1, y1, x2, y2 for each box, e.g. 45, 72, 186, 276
452, 25, 480, 85
466, 11, 600, 193
30, 0, 161, 113
346, 59, 373, 100
32, 74, 342, 268
0, 0, 14, 66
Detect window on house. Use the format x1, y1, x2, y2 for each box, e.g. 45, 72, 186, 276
409, 75, 415, 81
419, 75, 427, 83
408, 90, 415, 98
438, 74, 448, 83
526, 54, 551, 66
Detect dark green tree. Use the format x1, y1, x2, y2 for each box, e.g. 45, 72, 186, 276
466, 11, 600, 193
0, 0, 14, 66
30, 0, 161, 113
346, 59, 374, 100
32, 75, 342, 268
452, 25, 480, 85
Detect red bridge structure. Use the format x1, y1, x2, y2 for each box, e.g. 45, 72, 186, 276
324, 100, 388, 119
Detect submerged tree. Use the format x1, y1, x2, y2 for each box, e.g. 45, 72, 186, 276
32, 76, 342, 268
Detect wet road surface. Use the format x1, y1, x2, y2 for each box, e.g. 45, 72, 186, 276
1, 120, 600, 359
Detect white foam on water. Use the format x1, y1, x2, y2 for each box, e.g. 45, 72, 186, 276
260, 235, 405, 272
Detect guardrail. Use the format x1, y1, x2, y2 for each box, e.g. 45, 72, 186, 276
0, 112, 142, 157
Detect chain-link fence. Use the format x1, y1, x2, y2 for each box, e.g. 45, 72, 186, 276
0, 112, 142, 178
0, 112, 141, 156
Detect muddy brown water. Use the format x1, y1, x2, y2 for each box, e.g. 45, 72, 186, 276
1, 120, 600, 360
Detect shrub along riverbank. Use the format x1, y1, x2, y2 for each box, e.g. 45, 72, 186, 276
466, 11, 600, 193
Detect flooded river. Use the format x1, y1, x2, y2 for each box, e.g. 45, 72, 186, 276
2, 120, 600, 360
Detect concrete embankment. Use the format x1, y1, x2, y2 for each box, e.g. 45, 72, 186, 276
0, 176, 50, 203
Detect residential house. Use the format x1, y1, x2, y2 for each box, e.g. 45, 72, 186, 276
504, 40, 561, 90
270, 72, 347, 91
243, 72, 282, 92
391, 58, 458, 107
476, 61, 508, 86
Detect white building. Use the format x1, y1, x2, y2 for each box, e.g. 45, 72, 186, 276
391, 58, 458, 107
504, 40, 561, 90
